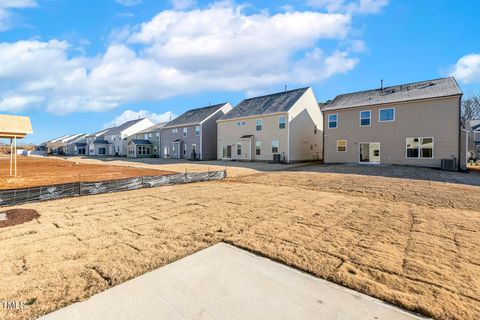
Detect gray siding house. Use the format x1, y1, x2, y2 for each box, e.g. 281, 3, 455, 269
466, 119, 480, 160
127, 122, 167, 158
162, 103, 233, 160
323, 77, 463, 169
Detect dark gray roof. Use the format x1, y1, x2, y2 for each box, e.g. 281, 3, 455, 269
164, 104, 227, 128
93, 139, 109, 144
324, 77, 462, 111
220, 87, 309, 120
106, 118, 145, 134
240, 135, 254, 139
74, 142, 87, 147
137, 123, 167, 134
130, 139, 152, 145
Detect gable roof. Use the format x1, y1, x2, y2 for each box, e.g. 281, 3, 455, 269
164, 103, 227, 128
136, 122, 167, 134
323, 77, 462, 111
106, 118, 145, 135
219, 87, 309, 121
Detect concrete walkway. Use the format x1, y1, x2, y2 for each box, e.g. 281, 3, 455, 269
40, 243, 425, 320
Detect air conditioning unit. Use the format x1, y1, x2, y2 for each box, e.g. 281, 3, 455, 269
272, 154, 281, 163
441, 158, 457, 171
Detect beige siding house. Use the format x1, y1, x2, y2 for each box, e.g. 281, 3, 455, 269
217, 87, 322, 163
323, 77, 463, 169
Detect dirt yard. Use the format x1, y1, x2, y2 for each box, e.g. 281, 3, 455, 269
0, 171, 479, 320
0, 156, 174, 190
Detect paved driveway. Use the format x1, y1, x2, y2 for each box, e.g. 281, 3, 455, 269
40, 243, 424, 320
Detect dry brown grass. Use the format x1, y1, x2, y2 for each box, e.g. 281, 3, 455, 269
0, 156, 174, 190
0, 171, 479, 320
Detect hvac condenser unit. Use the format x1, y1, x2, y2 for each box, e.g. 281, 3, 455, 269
441, 158, 456, 171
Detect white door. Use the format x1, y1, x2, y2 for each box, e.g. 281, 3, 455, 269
359, 143, 380, 163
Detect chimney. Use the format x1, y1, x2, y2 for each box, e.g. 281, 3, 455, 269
381, 79, 384, 90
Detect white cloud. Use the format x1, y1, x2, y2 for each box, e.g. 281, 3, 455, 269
103, 110, 177, 128
449, 54, 480, 84
170, 0, 196, 10
0, 95, 44, 112
115, 0, 142, 7
0, 0, 37, 31
0, 1, 363, 114
306, 0, 388, 14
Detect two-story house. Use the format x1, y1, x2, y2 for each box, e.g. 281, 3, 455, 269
323, 77, 463, 169
85, 128, 112, 156
217, 87, 323, 163
103, 118, 154, 156
162, 103, 232, 160
127, 122, 167, 158
466, 119, 480, 160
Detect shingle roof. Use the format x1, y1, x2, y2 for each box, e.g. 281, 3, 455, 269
323, 77, 462, 111
220, 87, 309, 121
137, 122, 167, 134
93, 139, 109, 144
106, 118, 145, 134
164, 104, 227, 128
130, 139, 152, 145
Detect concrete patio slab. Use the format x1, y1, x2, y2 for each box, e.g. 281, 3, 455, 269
40, 243, 425, 320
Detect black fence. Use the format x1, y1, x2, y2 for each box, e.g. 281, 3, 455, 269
0, 170, 226, 207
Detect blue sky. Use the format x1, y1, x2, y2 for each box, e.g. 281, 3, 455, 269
0, 0, 479, 144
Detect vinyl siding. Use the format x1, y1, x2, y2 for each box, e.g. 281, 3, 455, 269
288, 87, 323, 162
217, 113, 289, 161
323, 96, 461, 167
161, 124, 201, 159
201, 104, 232, 160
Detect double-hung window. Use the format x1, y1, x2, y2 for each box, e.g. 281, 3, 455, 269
379, 108, 395, 122
337, 140, 347, 152
279, 116, 286, 129
195, 125, 200, 136
256, 119, 262, 131
237, 143, 242, 156
360, 110, 371, 126
328, 114, 338, 129
255, 141, 261, 156
406, 137, 433, 159
183, 128, 187, 137
271, 140, 279, 153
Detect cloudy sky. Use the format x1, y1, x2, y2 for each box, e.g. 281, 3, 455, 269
0, 0, 479, 143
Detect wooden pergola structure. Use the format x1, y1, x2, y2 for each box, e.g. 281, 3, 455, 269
0, 115, 33, 177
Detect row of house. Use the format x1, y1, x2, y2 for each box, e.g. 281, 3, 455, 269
44, 77, 475, 170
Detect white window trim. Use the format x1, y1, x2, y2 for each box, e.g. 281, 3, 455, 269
337, 140, 347, 152
256, 119, 262, 131
359, 110, 371, 127
255, 141, 262, 156
379, 107, 395, 122
278, 116, 286, 129
328, 113, 338, 129
405, 137, 434, 159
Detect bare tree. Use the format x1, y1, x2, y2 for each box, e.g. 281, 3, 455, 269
461, 94, 480, 128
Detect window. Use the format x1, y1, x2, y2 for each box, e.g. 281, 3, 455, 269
192, 144, 196, 153
148, 133, 152, 139
279, 116, 286, 129
236, 121, 246, 127
337, 140, 347, 152
379, 108, 395, 122
144, 134, 148, 140
271, 140, 279, 153
255, 141, 261, 156
195, 125, 200, 136
172, 128, 177, 133
183, 128, 188, 137
237, 143, 242, 156
183, 144, 187, 155
256, 119, 262, 131
328, 114, 338, 129
156, 132, 159, 138
360, 110, 371, 126
406, 137, 433, 159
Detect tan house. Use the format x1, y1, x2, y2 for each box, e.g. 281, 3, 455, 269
323, 77, 463, 169
217, 87, 322, 163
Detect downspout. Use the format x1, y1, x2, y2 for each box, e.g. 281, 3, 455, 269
458, 95, 463, 171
